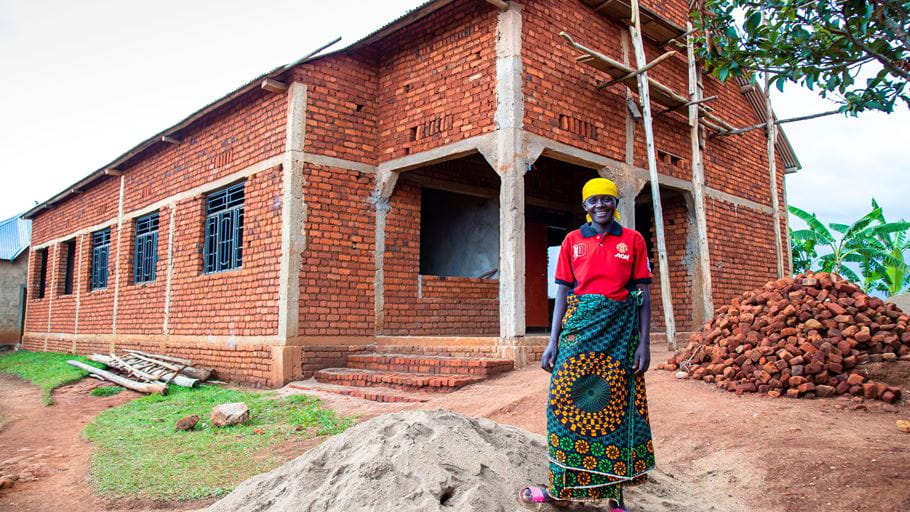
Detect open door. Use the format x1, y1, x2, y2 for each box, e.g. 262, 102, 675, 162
525, 222, 549, 329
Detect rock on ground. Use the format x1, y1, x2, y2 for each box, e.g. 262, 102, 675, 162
210, 403, 249, 427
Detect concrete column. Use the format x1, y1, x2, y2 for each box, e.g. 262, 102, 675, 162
273, 82, 308, 386
597, 165, 642, 227
489, 3, 529, 362
162, 203, 177, 335
372, 169, 399, 335
277, 82, 307, 341
111, 174, 126, 343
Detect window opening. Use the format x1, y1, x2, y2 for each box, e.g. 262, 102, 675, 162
419, 188, 498, 278
62, 239, 76, 295
134, 212, 159, 283
91, 228, 111, 290
204, 181, 244, 274
36, 248, 48, 299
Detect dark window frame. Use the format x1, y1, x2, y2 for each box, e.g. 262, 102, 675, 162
35, 247, 48, 299
62, 239, 76, 295
133, 212, 159, 284
90, 228, 111, 290
203, 181, 244, 274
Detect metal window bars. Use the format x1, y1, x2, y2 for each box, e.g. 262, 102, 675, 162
134, 212, 159, 283
204, 181, 245, 274
91, 228, 111, 290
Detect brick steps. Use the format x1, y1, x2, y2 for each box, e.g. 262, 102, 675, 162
346, 353, 514, 376
314, 367, 486, 393
287, 381, 431, 403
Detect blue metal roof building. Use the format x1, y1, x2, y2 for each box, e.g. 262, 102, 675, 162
0, 214, 31, 261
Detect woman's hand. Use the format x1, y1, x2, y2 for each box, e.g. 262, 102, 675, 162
632, 340, 650, 374
541, 341, 558, 373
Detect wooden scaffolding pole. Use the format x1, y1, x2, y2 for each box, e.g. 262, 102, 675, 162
687, 21, 714, 321
629, 0, 677, 348
764, 73, 785, 278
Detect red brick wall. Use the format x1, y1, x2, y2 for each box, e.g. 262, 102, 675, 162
292, 52, 379, 166
298, 164, 376, 336
375, 0, 497, 161
116, 208, 169, 335
382, 181, 500, 336
645, 191, 695, 332
121, 89, 286, 212
706, 197, 778, 307
166, 166, 282, 336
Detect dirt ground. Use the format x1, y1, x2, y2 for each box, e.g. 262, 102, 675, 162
1, 344, 909, 511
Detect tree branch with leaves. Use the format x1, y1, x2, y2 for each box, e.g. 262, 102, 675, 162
692, 0, 910, 113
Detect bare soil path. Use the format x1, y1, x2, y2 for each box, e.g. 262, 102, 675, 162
1, 344, 908, 512
0, 374, 210, 512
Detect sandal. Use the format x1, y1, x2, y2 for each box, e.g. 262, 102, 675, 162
517, 485, 550, 504
608, 498, 627, 512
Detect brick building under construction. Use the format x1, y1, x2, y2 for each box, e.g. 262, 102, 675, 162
22, 0, 797, 388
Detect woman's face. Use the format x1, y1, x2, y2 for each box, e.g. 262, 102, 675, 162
583, 194, 617, 224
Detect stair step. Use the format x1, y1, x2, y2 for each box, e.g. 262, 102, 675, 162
314, 367, 486, 393
346, 354, 514, 376
287, 382, 430, 403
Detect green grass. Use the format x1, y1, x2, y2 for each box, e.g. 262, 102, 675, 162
91, 386, 125, 397
84, 385, 354, 501
0, 350, 103, 405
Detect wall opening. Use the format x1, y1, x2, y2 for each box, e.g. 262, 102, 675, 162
419, 188, 499, 278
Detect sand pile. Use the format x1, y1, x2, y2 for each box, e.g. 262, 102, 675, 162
661, 272, 908, 401
208, 410, 548, 512
208, 410, 725, 512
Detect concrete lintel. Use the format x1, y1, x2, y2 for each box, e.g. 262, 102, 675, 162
277, 82, 308, 342
526, 133, 620, 170
376, 134, 490, 174
303, 153, 375, 174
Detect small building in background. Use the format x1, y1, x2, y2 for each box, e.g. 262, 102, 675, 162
0, 214, 31, 345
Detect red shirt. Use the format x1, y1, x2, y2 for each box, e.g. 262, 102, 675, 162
554, 221, 653, 300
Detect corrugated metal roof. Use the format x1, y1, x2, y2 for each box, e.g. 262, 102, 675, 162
0, 214, 31, 261
23, 0, 449, 221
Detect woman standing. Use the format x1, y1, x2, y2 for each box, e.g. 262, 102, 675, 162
520, 178, 654, 511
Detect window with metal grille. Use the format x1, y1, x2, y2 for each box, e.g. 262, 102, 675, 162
90, 228, 111, 290
62, 239, 76, 295
134, 212, 159, 283
204, 181, 244, 274
36, 248, 48, 299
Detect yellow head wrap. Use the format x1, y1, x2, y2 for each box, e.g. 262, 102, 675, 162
582, 178, 621, 222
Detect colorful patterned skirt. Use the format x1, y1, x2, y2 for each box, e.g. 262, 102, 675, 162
547, 293, 654, 503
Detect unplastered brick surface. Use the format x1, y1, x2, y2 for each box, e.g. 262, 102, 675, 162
292, 52, 379, 165
383, 182, 500, 336
646, 192, 695, 332
167, 165, 282, 336
706, 197, 780, 308
298, 164, 376, 336
116, 207, 170, 334
121, 88, 286, 212
76, 227, 118, 334
375, 0, 497, 161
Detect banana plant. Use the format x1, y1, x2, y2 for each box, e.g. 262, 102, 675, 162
788, 203, 910, 293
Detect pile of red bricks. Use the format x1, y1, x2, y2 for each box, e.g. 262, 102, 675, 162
660, 272, 908, 402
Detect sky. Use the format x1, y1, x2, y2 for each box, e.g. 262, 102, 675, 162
0, 0, 907, 230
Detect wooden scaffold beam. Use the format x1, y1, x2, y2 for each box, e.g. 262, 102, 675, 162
686, 20, 714, 321
628, 0, 677, 348
764, 74, 785, 278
